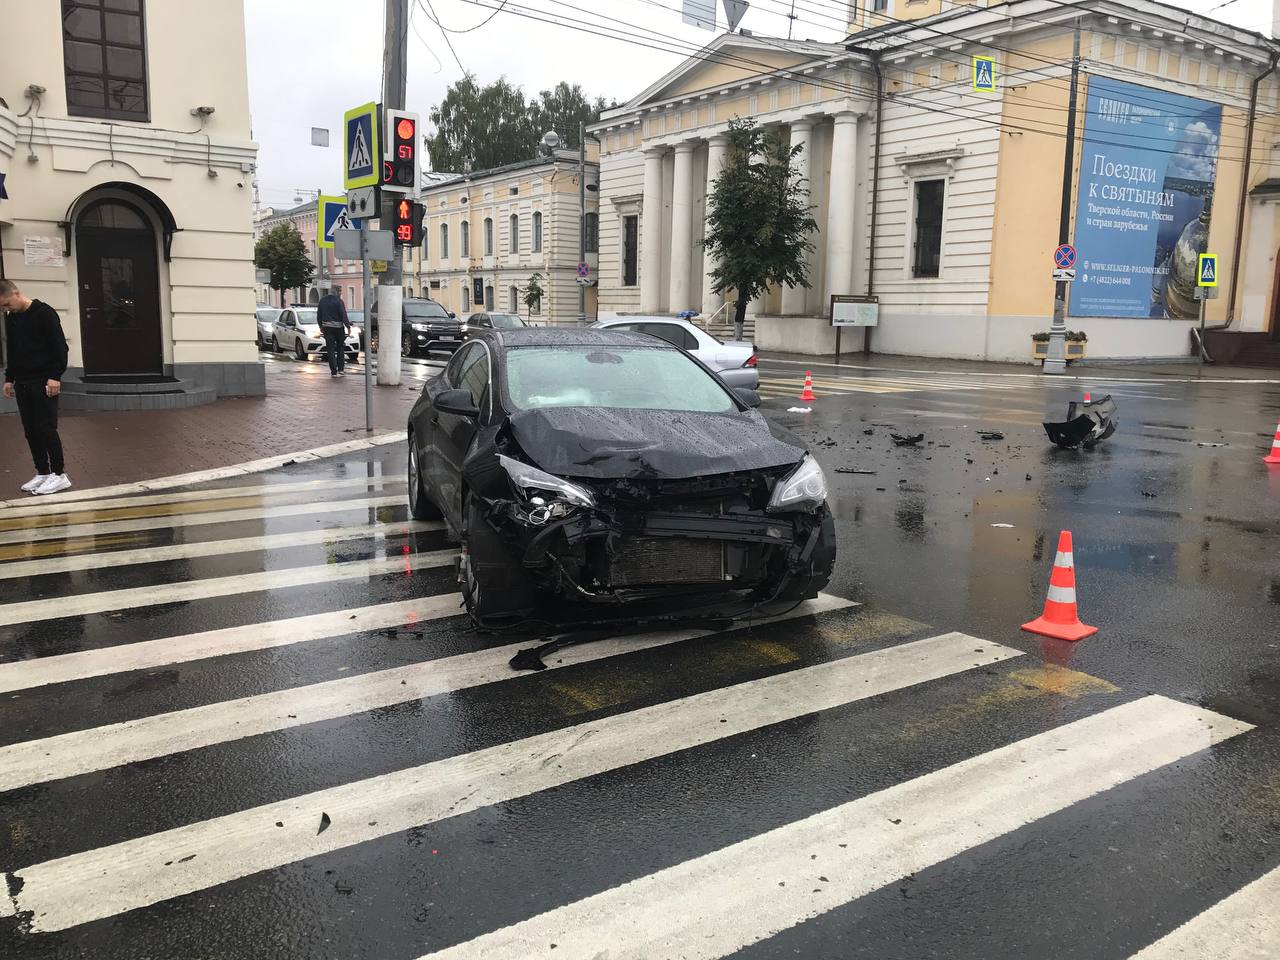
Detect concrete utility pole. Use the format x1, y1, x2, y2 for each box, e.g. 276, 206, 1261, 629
578, 120, 587, 326
1044, 20, 1081, 376
376, 0, 408, 386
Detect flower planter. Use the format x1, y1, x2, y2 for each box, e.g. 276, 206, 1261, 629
1032, 337, 1087, 362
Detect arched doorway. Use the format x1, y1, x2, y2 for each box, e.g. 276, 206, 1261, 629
75, 198, 163, 376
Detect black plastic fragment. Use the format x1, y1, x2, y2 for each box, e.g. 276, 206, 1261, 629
1043, 395, 1118, 449
890, 433, 925, 447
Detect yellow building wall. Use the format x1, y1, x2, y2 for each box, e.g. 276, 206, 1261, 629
989, 61, 1264, 327
655, 50, 811, 101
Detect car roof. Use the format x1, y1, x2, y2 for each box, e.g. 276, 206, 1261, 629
491, 327, 679, 349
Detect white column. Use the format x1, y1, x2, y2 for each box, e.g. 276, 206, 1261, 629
668, 141, 698, 313
824, 111, 860, 309
782, 119, 815, 316
701, 134, 730, 317
640, 147, 666, 313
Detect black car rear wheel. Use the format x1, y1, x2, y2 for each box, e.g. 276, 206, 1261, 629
402, 334, 414, 358
407, 439, 442, 522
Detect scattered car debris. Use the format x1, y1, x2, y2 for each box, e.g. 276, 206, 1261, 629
977, 431, 1005, 441
788, 406, 812, 413
991, 523, 1015, 528
890, 433, 925, 447
835, 468, 876, 475
815, 437, 837, 448
318, 812, 332, 835
1043, 395, 1118, 449
1197, 441, 1228, 448
862, 428, 874, 436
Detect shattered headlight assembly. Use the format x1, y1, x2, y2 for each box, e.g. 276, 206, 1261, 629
767, 455, 828, 513
498, 455, 596, 525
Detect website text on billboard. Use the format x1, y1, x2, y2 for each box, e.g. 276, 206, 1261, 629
1071, 77, 1222, 320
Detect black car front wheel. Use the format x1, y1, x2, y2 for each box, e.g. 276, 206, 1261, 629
402, 335, 414, 359
407, 439, 443, 522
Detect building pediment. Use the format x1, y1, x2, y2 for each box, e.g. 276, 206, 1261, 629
602, 34, 847, 120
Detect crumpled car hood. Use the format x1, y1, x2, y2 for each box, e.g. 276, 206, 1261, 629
507, 407, 807, 480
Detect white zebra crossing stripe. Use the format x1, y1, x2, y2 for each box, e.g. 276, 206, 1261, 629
2, 630, 1018, 932
0, 519, 441, 580
0, 550, 456, 628
0, 595, 464, 695
420, 696, 1252, 960
0, 473, 404, 521
1128, 863, 1280, 959
0, 594, 856, 791
0, 495, 406, 547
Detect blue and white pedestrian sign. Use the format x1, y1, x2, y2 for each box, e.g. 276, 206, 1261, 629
344, 101, 380, 191
1198, 253, 1218, 287
973, 56, 996, 93
317, 196, 360, 250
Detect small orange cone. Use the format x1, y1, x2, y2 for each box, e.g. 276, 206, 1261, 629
1022, 530, 1098, 642
799, 371, 816, 403
1265, 420, 1280, 465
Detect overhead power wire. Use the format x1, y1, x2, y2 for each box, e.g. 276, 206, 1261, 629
419, 0, 469, 74
408, 0, 446, 73
448, 0, 1265, 160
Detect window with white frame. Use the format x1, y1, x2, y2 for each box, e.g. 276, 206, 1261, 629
622, 215, 639, 287
441, 223, 450, 260
461, 220, 470, 258
532, 211, 543, 253
911, 179, 945, 279
509, 285, 519, 313
484, 218, 494, 255
585, 212, 599, 253
462, 284, 470, 311
509, 214, 519, 254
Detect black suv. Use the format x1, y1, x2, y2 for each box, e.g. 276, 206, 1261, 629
370, 298, 463, 357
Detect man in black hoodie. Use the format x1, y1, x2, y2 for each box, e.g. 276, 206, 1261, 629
0, 279, 71, 495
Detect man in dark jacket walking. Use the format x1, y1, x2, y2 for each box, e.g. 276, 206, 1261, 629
316, 287, 351, 378
0, 279, 71, 495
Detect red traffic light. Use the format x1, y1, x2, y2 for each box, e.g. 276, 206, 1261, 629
398, 199, 411, 220
396, 118, 415, 141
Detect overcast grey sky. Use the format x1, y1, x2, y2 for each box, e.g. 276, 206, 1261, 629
244, 0, 1273, 209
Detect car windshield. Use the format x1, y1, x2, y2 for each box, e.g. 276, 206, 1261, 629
505, 345, 735, 413
347, 311, 364, 325
489, 313, 525, 329
295, 309, 318, 325
404, 301, 450, 320
256, 308, 280, 323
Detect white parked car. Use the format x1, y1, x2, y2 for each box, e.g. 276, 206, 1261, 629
592, 316, 759, 390
271, 307, 361, 363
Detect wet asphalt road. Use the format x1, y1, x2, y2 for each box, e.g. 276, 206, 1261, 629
0, 358, 1278, 959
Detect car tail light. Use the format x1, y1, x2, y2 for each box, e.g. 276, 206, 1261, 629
744, 353, 757, 368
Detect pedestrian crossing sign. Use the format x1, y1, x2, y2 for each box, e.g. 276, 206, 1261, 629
344, 102, 380, 190
973, 56, 996, 93
317, 196, 359, 250
1198, 253, 1218, 287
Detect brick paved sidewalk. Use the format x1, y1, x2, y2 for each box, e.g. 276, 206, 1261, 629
0, 362, 426, 492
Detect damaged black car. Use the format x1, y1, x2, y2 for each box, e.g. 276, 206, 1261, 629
406, 328, 836, 626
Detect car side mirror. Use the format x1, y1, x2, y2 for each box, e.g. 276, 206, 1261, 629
448, 311, 457, 319
733, 387, 762, 409
433, 388, 480, 419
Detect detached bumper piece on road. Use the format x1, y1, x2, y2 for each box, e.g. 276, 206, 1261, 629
1044, 394, 1118, 449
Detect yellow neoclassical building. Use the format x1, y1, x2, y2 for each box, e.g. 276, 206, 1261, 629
1, 0, 261, 407
591, 0, 1280, 364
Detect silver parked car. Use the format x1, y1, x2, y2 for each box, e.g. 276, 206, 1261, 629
255, 306, 280, 349
592, 316, 759, 390
271, 307, 361, 363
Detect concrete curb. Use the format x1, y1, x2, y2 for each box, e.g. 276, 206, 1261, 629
0, 432, 408, 510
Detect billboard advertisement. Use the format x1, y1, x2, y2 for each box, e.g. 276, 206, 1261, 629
1071, 77, 1222, 319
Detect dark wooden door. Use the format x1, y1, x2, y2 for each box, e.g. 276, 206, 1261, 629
76, 207, 162, 376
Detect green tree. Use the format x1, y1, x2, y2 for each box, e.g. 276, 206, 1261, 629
426, 75, 536, 172
702, 117, 818, 340
523, 272, 545, 316
253, 224, 313, 301
529, 82, 610, 149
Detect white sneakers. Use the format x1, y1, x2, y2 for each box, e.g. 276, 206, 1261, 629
32, 474, 72, 496
21, 474, 51, 493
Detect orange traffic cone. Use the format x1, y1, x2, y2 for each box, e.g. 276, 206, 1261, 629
799, 371, 816, 403
1265, 420, 1280, 465
1022, 530, 1098, 642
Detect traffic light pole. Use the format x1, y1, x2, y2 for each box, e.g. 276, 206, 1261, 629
1044, 20, 1081, 376
360, 224, 373, 431
376, 0, 408, 387
578, 120, 587, 326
